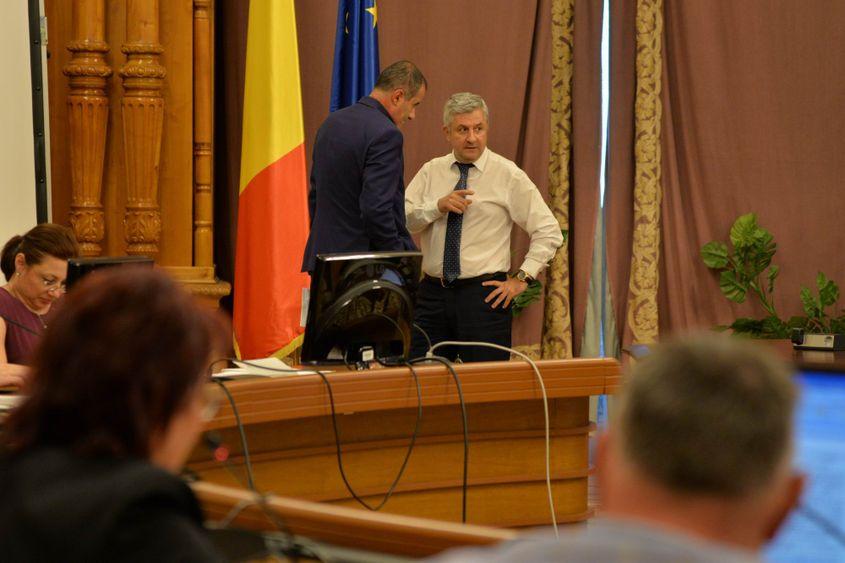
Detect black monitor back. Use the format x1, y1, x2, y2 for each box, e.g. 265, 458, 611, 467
66, 256, 154, 290
301, 251, 422, 365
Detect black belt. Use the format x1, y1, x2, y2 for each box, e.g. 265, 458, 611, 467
424, 272, 506, 288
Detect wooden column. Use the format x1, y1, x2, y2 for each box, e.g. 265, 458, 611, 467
167, 0, 230, 308
63, 0, 111, 257
193, 0, 213, 267
120, 0, 165, 256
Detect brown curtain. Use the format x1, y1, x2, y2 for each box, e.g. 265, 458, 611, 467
604, 0, 636, 348
568, 0, 605, 355
658, 0, 845, 333
213, 0, 250, 312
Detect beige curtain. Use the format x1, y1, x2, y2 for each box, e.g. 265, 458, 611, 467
542, 0, 575, 359
623, 0, 663, 345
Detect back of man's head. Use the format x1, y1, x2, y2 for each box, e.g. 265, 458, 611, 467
373, 60, 427, 97
603, 333, 803, 550
620, 334, 795, 496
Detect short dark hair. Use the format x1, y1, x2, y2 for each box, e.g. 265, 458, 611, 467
618, 334, 796, 497
374, 60, 427, 97
1, 224, 80, 281
1, 268, 227, 459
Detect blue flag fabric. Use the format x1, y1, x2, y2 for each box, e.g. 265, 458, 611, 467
330, 0, 380, 112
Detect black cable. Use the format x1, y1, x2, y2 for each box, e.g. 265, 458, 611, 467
413, 322, 432, 352
371, 311, 408, 366
232, 358, 424, 513
213, 378, 256, 492
204, 360, 326, 560
203, 432, 324, 562
318, 363, 423, 511
797, 503, 845, 547
409, 355, 469, 523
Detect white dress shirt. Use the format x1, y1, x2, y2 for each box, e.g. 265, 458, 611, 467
405, 148, 563, 279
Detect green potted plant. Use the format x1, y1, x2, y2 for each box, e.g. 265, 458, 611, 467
700, 213, 845, 338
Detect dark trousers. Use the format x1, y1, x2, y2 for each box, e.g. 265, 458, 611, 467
409, 273, 511, 362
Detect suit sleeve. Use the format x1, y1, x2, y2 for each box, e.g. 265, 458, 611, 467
307, 167, 317, 225
360, 127, 404, 250
307, 138, 319, 225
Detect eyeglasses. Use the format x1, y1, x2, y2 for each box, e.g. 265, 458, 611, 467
40, 276, 67, 294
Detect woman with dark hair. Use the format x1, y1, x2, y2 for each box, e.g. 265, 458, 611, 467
0, 223, 79, 385
0, 268, 226, 561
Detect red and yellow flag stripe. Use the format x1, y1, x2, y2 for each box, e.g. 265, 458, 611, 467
234, 0, 310, 359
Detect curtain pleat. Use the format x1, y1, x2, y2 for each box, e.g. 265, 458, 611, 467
623, 0, 663, 346
541, 0, 575, 359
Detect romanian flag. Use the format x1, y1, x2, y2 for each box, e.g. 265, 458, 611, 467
234, 0, 310, 360
330, 0, 380, 112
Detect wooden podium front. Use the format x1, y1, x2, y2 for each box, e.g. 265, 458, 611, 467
188, 359, 621, 529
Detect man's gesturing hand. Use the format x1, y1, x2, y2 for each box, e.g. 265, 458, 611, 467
438, 189, 475, 214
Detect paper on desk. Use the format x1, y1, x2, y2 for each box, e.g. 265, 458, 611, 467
0, 394, 23, 412
234, 356, 293, 374
212, 356, 328, 379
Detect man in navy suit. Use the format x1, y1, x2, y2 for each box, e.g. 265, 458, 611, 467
302, 60, 427, 272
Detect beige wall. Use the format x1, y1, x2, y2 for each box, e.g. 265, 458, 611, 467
0, 1, 39, 245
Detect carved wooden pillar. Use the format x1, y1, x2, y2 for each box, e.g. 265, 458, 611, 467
64, 0, 111, 257
120, 0, 166, 256
193, 0, 213, 267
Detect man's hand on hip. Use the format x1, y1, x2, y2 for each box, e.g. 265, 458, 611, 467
437, 189, 475, 214
482, 278, 528, 309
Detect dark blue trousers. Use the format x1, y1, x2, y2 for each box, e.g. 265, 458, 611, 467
409, 273, 511, 363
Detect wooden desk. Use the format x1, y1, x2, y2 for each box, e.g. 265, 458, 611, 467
189, 358, 621, 528
193, 480, 516, 558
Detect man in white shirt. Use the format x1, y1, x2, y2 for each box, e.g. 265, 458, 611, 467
405, 93, 563, 361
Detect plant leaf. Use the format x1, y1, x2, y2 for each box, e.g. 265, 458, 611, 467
761, 315, 789, 338
800, 286, 818, 318
817, 272, 839, 308
787, 316, 809, 329
719, 270, 747, 303
729, 213, 758, 250
767, 265, 780, 294
830, 316, 845, 335
729, 317, 763, 334
701, 241, 729, 269
511, 280, 542, 317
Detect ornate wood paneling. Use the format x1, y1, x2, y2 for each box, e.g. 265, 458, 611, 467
192, 0, 213, 268
46, 0, 229, 304
120, 0, 165, 256
63, 0, 110, 257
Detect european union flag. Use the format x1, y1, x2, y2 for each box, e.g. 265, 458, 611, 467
329, 0, 380, 112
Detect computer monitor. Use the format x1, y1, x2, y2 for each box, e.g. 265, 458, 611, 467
66, 256, 155, 290
766, 367, 845, 561
300, 251, 422, 365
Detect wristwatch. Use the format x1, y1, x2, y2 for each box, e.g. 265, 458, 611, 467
513, 269, 533, 283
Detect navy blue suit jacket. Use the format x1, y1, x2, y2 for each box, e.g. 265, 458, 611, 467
301, 96, 416, 272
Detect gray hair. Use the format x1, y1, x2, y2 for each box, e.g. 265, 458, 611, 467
617, 333, 796, 498
442, 92, 489, 127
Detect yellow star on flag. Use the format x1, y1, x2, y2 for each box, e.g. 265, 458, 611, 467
365, 2, 378, 28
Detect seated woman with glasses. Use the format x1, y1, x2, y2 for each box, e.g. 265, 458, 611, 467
0, 268, 226, 561
0, 224, 79, 386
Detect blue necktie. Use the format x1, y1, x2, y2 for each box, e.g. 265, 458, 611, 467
442, 162, 474, 284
